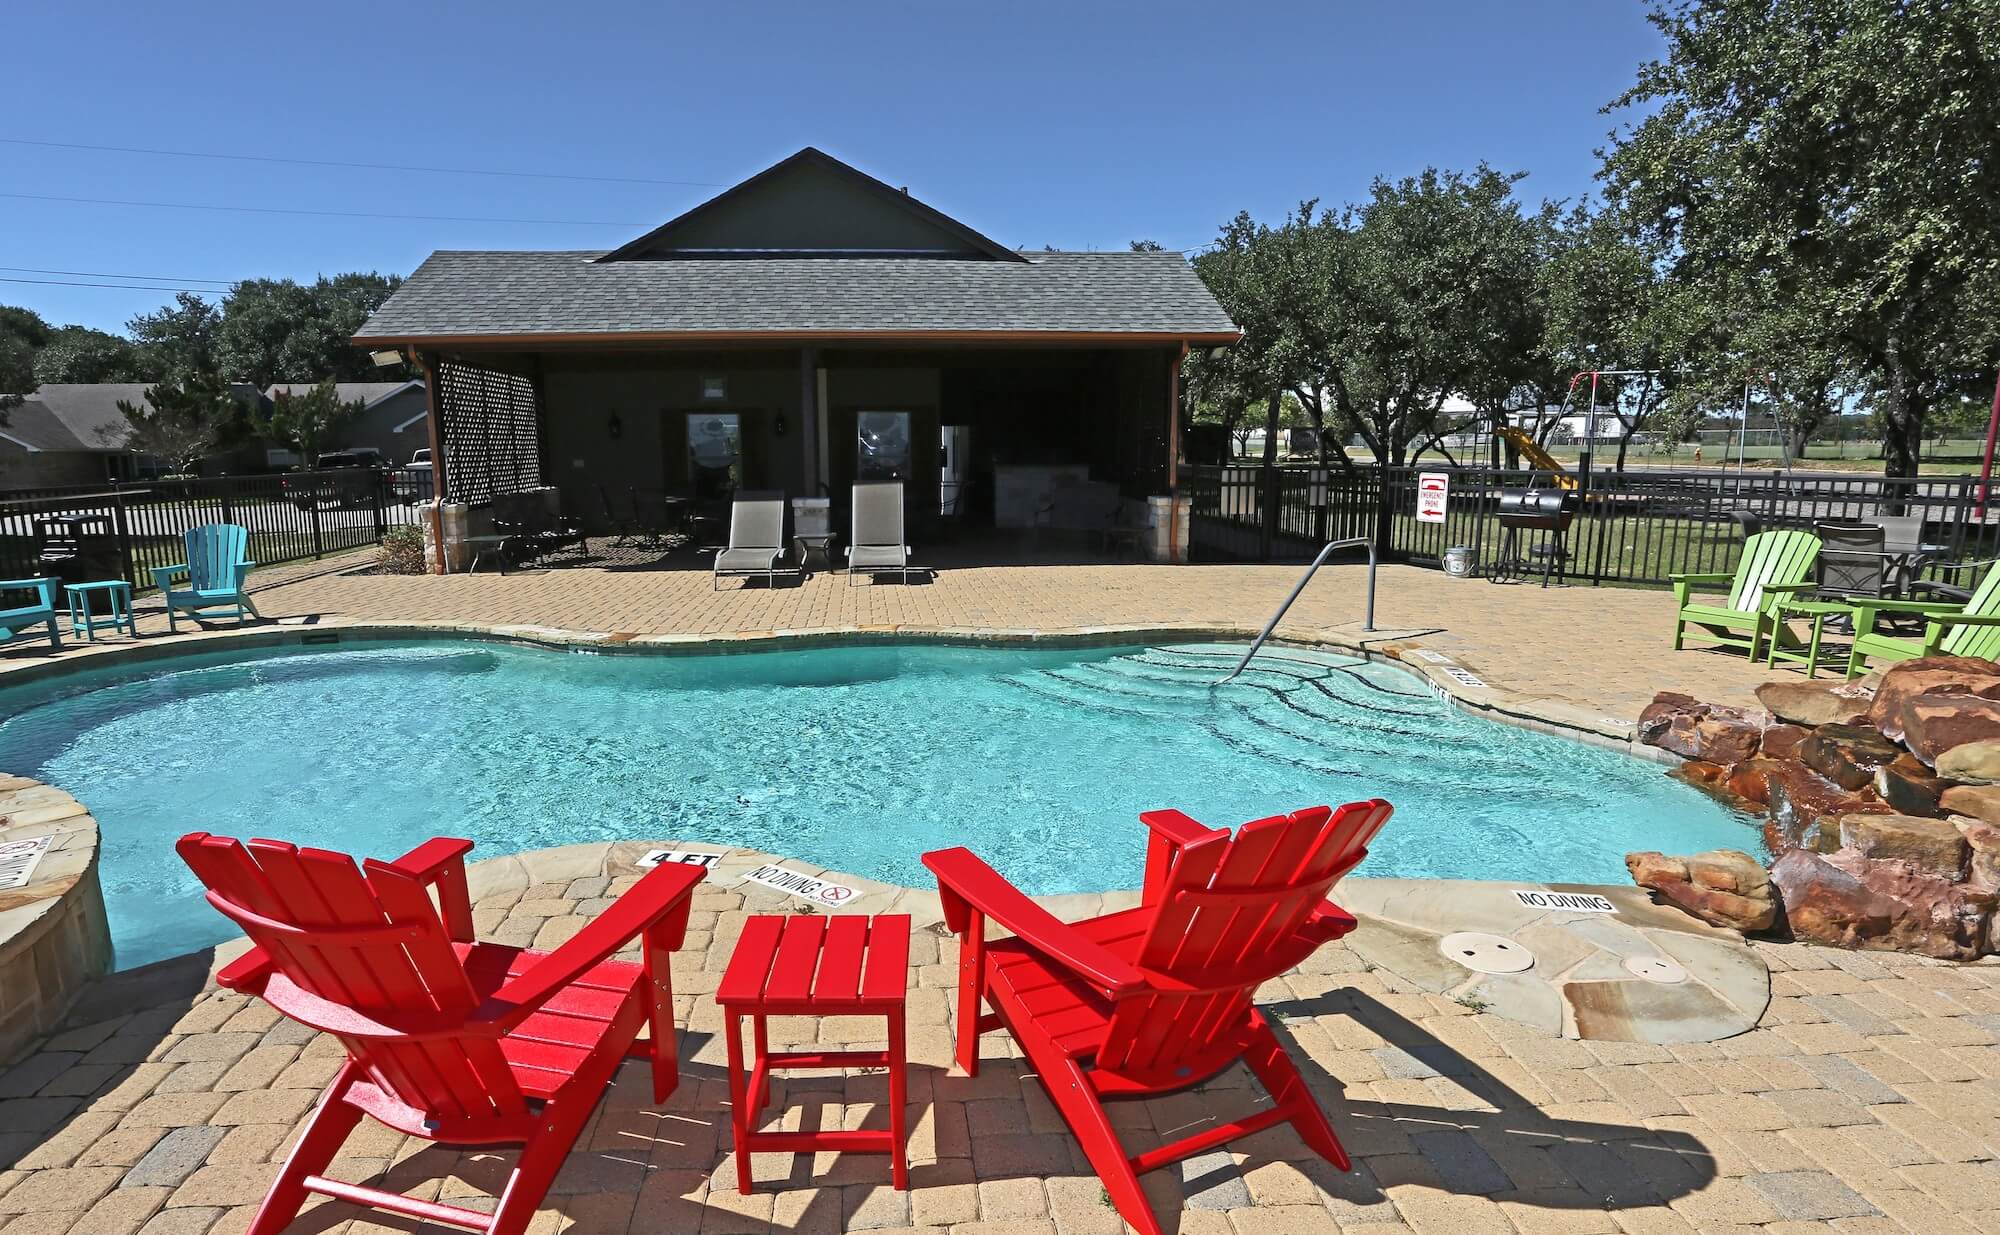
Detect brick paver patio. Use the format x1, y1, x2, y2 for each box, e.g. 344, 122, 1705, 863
5, 548, 1984, 1235
5, 844, 2000, 1235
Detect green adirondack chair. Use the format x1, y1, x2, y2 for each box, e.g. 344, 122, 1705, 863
154, 524, 258, 632
1671, 529, 1822, 658
1844, 560, 2000, 678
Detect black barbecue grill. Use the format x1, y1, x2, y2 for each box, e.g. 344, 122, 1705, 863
1491, 487, 1581, 587
34, 515, 124, 587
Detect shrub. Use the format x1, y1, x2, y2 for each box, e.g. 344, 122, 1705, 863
380, 525, 427, 575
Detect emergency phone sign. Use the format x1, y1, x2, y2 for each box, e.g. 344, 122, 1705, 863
1416, 472, 1449, 524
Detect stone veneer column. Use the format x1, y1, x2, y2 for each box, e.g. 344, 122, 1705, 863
0, 777, 112, 1063
1144, 494, 1192, 563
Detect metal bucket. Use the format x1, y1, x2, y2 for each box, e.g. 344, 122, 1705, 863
1443, 546, 1478, 578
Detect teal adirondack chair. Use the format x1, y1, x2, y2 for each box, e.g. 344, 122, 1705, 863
0, 577, 61, 651
1845, 560, 2000, 678
154, 524, 258, 632
1671, 529, 1822, 658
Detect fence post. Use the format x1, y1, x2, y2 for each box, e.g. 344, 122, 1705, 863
310, 493, 325, 559
219, 480, 234, 528
372, 469, 389, 541
110, 480, 137, 588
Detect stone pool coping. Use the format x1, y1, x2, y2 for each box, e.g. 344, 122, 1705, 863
0, 615, 1668, 759
0, 779, 111, 1063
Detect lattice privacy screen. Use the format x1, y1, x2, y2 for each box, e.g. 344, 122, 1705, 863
435, 360, 541, 504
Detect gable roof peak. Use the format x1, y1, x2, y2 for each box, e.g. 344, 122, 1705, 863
595, 146, 1024, 264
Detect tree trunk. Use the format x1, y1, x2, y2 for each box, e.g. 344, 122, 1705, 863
1881, 385, 1925, 483
1260, 390, 1282, 557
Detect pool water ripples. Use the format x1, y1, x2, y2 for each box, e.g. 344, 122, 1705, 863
0, 639, 1758, 969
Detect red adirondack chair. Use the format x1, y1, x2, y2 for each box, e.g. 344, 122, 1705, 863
176, 834, 705, 1235
923, 800, 1391, 1235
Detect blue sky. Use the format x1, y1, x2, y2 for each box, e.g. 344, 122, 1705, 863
5, 2, 1662, 334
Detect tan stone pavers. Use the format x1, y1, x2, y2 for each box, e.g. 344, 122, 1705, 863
6, 847, 2000, 1234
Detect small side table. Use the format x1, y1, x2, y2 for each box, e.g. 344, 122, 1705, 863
715, 913, 910, 1194
1767, 597, 1852, 678
64, 580, 135, 641
793, 533, 837, 576
463, 535, 512, 574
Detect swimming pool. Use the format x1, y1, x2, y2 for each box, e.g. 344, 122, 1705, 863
0, 638, 1756, 969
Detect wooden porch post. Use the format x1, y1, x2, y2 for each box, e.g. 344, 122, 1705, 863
416, 349, 451, 574
799, 346, 820, 495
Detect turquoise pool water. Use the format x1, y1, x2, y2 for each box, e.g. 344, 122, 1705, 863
0, 639, 1756, 970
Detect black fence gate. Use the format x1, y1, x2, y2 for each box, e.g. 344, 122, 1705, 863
1184, 462, 2000, 587
0, 469, 434, 592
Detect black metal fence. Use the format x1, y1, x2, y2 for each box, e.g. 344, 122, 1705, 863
1186, 462, 2000, 586
0, 468, 434, 592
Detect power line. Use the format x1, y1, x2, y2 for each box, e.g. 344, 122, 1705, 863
0, 265, 234, 285
0, 191, 646, 227
1, 137, 727, 189
0, 276, 223, 293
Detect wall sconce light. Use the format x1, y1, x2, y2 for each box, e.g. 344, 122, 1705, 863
607, 413, 624, 439
773, 413, 789, 437
701, 375, 727, 401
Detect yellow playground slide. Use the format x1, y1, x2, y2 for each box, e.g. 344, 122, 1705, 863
1494, 426, 1578, 490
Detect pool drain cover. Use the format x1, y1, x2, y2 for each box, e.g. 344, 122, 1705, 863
1439, 932, 1533, 974
1624, 955, 1689, 984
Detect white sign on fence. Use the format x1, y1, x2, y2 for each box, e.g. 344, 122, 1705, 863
638, 848, 725, 870
1512, 889, 1618, 914
1416, 472, 1450, 524
741, 863, 862, 907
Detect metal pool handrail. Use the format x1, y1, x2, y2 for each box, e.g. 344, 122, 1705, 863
1214, 537, 1377, 685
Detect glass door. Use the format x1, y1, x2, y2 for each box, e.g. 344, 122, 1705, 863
856, 411, 912, 481
687, 413, 742, 500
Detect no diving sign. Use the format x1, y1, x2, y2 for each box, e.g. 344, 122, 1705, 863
1513, 889, 1617, 914
742, 863, 862, 907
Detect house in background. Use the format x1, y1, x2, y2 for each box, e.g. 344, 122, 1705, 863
261, 380, 428, 467
0, 383, 266, 488
354, 146, 1238, 559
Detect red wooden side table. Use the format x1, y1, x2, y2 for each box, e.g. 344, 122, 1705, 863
715, 913, 912, 1194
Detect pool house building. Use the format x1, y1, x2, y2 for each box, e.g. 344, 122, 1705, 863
353, 147, 1240, 564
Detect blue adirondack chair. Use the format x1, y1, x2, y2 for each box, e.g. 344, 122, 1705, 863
0, 577, 61, 651
154, 524, 258, 632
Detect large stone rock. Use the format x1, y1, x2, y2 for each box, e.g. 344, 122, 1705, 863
1867, 656, 2000, 742
1941, 783, 2000, 823
1758, 723, 1810, 762
1638, 692, 1767, 765
1837, 812, 1970, 879
1953, 817, 2000, 893
1764, 761, 1889, 854
1937, 739, 2000, 783
1800, 723, 1904, 790
1770, 848, 1995, 960
1756, 678, 1875, 727
1874, 753, 1954, 817
1903, 694, 2000, 765
1726, 758, 1785, 807
1625, 848, 1778, 932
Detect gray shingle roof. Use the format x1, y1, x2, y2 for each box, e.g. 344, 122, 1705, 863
2, 384, 264, 453
264, 381, 421, 408
353, 250, 1238, 341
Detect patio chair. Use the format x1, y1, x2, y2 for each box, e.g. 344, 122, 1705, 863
0, 577, 61, 650
1670, 529, 1821, 659
491, 491, 589, 563
1845, 559, 2000, 677
154, 523, 257, 632
712, 491, 792, 589
847, 481, 915, 584
1866, 513, 1937, 596
923, 800, 1393, 1235
176, 832, 704, 1235
1811, 521, 1893, 600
